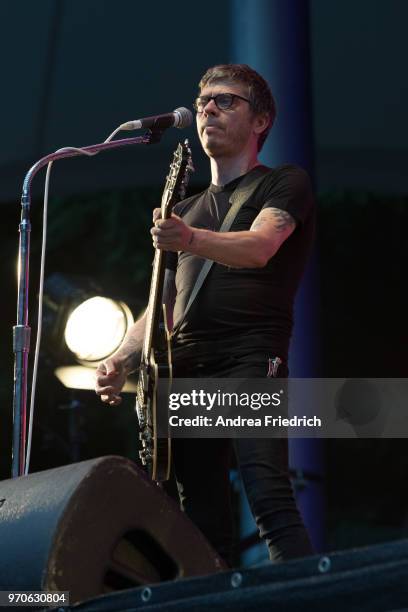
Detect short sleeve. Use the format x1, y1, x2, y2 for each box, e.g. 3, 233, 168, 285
260, 165, 314, 226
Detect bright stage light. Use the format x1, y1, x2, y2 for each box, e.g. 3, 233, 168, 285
64, 296, 134, 364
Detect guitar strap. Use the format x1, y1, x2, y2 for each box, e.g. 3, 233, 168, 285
171, 165, 272, 339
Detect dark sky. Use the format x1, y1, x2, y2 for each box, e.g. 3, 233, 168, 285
0, 0, 407, 200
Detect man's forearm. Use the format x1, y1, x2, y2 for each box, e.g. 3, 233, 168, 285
112, 268, 176, 374
188, 228, 274, 268
113, 312, 146, 374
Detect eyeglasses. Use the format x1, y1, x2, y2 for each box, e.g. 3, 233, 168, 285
193, 93, 251, 113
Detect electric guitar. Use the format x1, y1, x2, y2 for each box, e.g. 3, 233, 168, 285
136, 140, 193, 481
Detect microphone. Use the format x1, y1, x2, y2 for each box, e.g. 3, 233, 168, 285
120, 107, 192, 131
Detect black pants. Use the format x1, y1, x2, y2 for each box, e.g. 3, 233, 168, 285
171, 349, 314, 566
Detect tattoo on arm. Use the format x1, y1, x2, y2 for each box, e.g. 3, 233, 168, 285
119, 316, 146, 373
128, 347, 142, 373
251, 207, 296, 233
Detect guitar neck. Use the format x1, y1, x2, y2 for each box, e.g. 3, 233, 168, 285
141, 141, 192, 364
143, 250, 166, 361
142, 191, 173, 362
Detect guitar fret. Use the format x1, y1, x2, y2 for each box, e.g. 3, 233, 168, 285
136, 140, 193, 481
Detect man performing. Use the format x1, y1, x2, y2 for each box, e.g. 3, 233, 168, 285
95, 64, 314, 565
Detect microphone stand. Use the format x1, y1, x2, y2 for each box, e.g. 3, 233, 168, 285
12, 129, 163, 478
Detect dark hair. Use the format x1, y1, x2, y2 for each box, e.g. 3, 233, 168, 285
198, 63, 277, 151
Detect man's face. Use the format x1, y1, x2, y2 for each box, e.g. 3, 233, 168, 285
196, 81, 261, 159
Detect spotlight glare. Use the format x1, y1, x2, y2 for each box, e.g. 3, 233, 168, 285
64, 296, 133, 364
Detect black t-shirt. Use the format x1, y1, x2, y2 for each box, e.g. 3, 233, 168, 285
166, 164, 315, 360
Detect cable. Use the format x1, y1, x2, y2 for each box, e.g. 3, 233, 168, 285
24, 125, 128, 474
25, 161, 52, 474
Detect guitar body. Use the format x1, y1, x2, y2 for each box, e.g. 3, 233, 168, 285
137, 305, 172, 481
135, 141, 193, 481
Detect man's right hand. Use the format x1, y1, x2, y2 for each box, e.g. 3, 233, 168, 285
95, 355, 128, 406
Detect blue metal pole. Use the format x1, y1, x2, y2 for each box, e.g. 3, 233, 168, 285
230, 0, 325, 560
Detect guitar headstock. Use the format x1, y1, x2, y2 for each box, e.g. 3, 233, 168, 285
162, 140, 194, 215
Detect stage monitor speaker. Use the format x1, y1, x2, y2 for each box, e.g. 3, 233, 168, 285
0, 456, 225, 604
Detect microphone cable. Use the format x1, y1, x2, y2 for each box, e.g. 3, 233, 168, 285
25, 121, 149, 474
